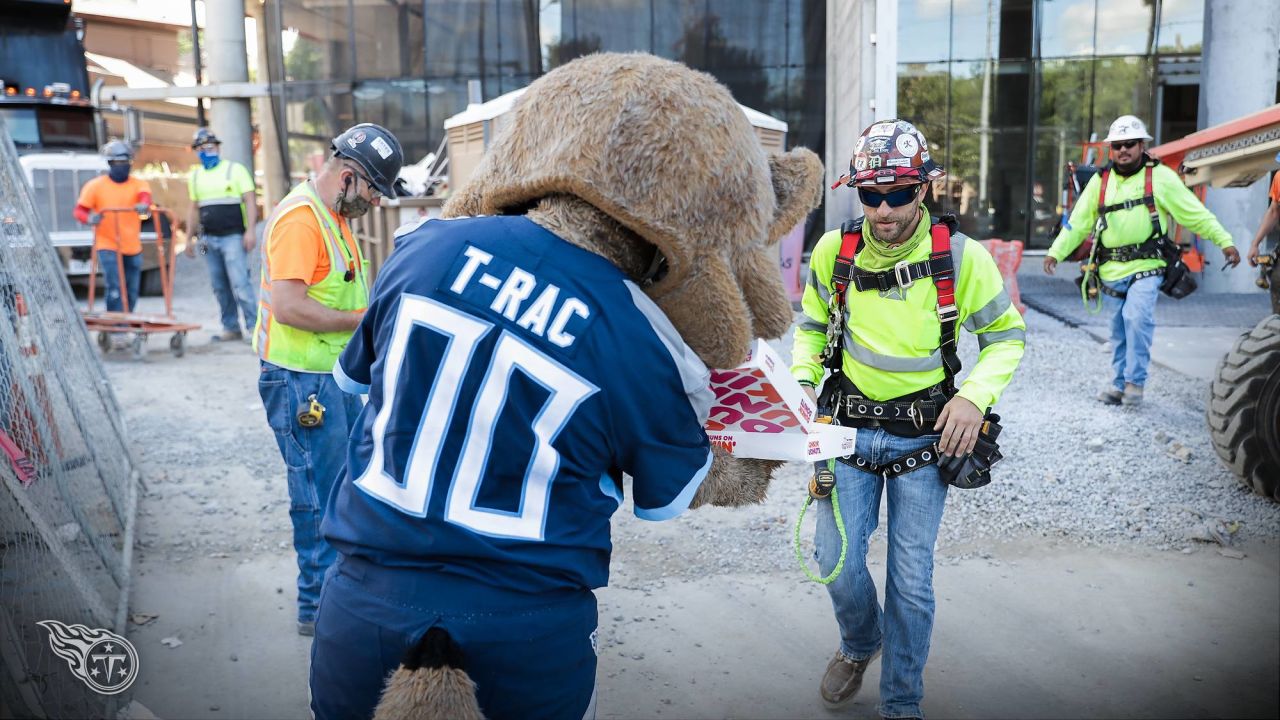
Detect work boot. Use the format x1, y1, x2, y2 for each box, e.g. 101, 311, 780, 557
1097, 387, 1123, 405
819, 647, 881, 706
297, 620, 315, 637
212, 329, 244, 343
1121, 383, 1144, 406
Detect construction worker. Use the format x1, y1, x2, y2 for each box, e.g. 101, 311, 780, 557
74, 140, 152, 315
186, 128, 258, 342
1246, 160, 1280, 267
1044, 115, 1240, 406
793, 119, 1025, 719
253, 123, 404, 636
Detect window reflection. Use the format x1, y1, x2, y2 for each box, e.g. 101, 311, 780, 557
272, 0, 827, 229
1093, 0, 1154, 55
282, 1, 352, 82
1156, 0, 1203, 53
894, 0, 1201, 248
1090, 55, 1152, 138
354, 0, 425, 79
951, 0, 1002, 61
1038, 0, 1095, 58
576, 0, 653, 56
899, 0, 952, 64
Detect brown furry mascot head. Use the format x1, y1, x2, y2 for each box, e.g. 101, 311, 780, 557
375, 52, 823, 720
443, 52, 823, 370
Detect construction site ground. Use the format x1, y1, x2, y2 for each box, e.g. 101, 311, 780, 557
98, 254, 1278, 720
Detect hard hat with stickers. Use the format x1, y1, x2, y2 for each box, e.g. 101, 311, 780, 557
833, 119, 946, 189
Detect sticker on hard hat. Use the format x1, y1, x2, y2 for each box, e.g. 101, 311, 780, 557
868, 123, 895, 137
895, 133, 919, 157
348, 130, 367, 147
886, 157, 910, 168
854, 156, 868, 171
866, 137, 890, 154
371, 136, 394, 160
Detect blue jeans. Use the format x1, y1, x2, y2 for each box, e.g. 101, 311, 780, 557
814, 428, 949, 719
98, 249, 141, 313
1101, 272, 1160, 389
311, 555, 598, 720
203, 233, 258, 333
257, 361, 363, 623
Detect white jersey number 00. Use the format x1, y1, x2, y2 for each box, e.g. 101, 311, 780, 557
353, 294, 597, 541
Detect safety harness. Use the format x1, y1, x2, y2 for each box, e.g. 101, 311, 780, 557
816, 216, 960, 449
1092, 163, 1165, 264
795, 216, 1000, 585
1078, 159, 1195, 304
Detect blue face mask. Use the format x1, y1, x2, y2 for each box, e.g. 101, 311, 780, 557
198, 150, 220, 170
108, 163, 131, 183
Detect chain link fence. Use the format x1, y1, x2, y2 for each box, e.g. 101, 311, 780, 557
0, 118, 139, 717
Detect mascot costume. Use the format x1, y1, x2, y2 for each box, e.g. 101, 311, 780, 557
310, 52, 823, 720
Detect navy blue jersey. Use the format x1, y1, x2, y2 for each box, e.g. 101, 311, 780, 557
326, 215, 714, 593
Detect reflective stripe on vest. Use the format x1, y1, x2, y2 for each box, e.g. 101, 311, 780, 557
252, 181, 368, 372
192, 162, 242, 206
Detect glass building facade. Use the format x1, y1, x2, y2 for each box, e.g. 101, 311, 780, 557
896, 0, 1220, 249
265, 0, 826, 185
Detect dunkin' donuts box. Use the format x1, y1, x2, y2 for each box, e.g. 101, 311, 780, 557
704, 339, 857, 461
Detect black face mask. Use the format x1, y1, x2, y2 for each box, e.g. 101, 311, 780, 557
334, 176, 373, 219
1114, 152, 1146, 177
108, 163, 131, 183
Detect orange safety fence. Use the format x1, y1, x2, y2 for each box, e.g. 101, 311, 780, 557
980, 239, 1027, 314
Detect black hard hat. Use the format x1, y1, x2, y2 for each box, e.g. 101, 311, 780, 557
191, 127, 221, 148
102, 140, 133, 162
331, 123, 404, 198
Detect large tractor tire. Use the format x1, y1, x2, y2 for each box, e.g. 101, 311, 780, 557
1208, 314, 1280, 501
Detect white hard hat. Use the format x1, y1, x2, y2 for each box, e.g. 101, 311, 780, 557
1104, 115, 1153, 143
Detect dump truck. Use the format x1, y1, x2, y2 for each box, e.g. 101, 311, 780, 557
0, 0, 163, 294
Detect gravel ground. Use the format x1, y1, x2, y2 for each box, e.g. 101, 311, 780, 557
110, 256, 1279, 579
607, 308, 1280, 585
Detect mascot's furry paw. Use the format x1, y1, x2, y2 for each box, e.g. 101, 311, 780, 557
690, 445, 784, 508
372, 628, 484, 720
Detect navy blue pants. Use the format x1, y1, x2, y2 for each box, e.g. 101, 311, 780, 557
310, 555, 599, 720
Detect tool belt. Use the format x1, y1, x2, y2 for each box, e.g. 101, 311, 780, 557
822, 375, 950, 438
1096, 268, 1164, 299
832, 413, 1003, 488
1095, 236, 1166, 264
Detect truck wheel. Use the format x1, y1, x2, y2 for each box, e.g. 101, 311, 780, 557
1208, 314, 1280, 501
141, 268, 164, 297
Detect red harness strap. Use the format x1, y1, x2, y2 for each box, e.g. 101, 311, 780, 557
825, 219, 960, 385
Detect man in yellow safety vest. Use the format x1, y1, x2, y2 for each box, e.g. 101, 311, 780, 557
792, 119, 1026, 718
186, 127, 258, 342
252, 122, 404, 636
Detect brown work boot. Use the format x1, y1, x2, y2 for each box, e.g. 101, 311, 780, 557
1097, 387, 1123, 405
1121, 382, 1144, 406
212, 329, 244, 343
819, 648, 881, 706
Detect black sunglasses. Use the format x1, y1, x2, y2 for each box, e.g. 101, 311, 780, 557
858, 185, 920, 209
1110, 140, 1140, 151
